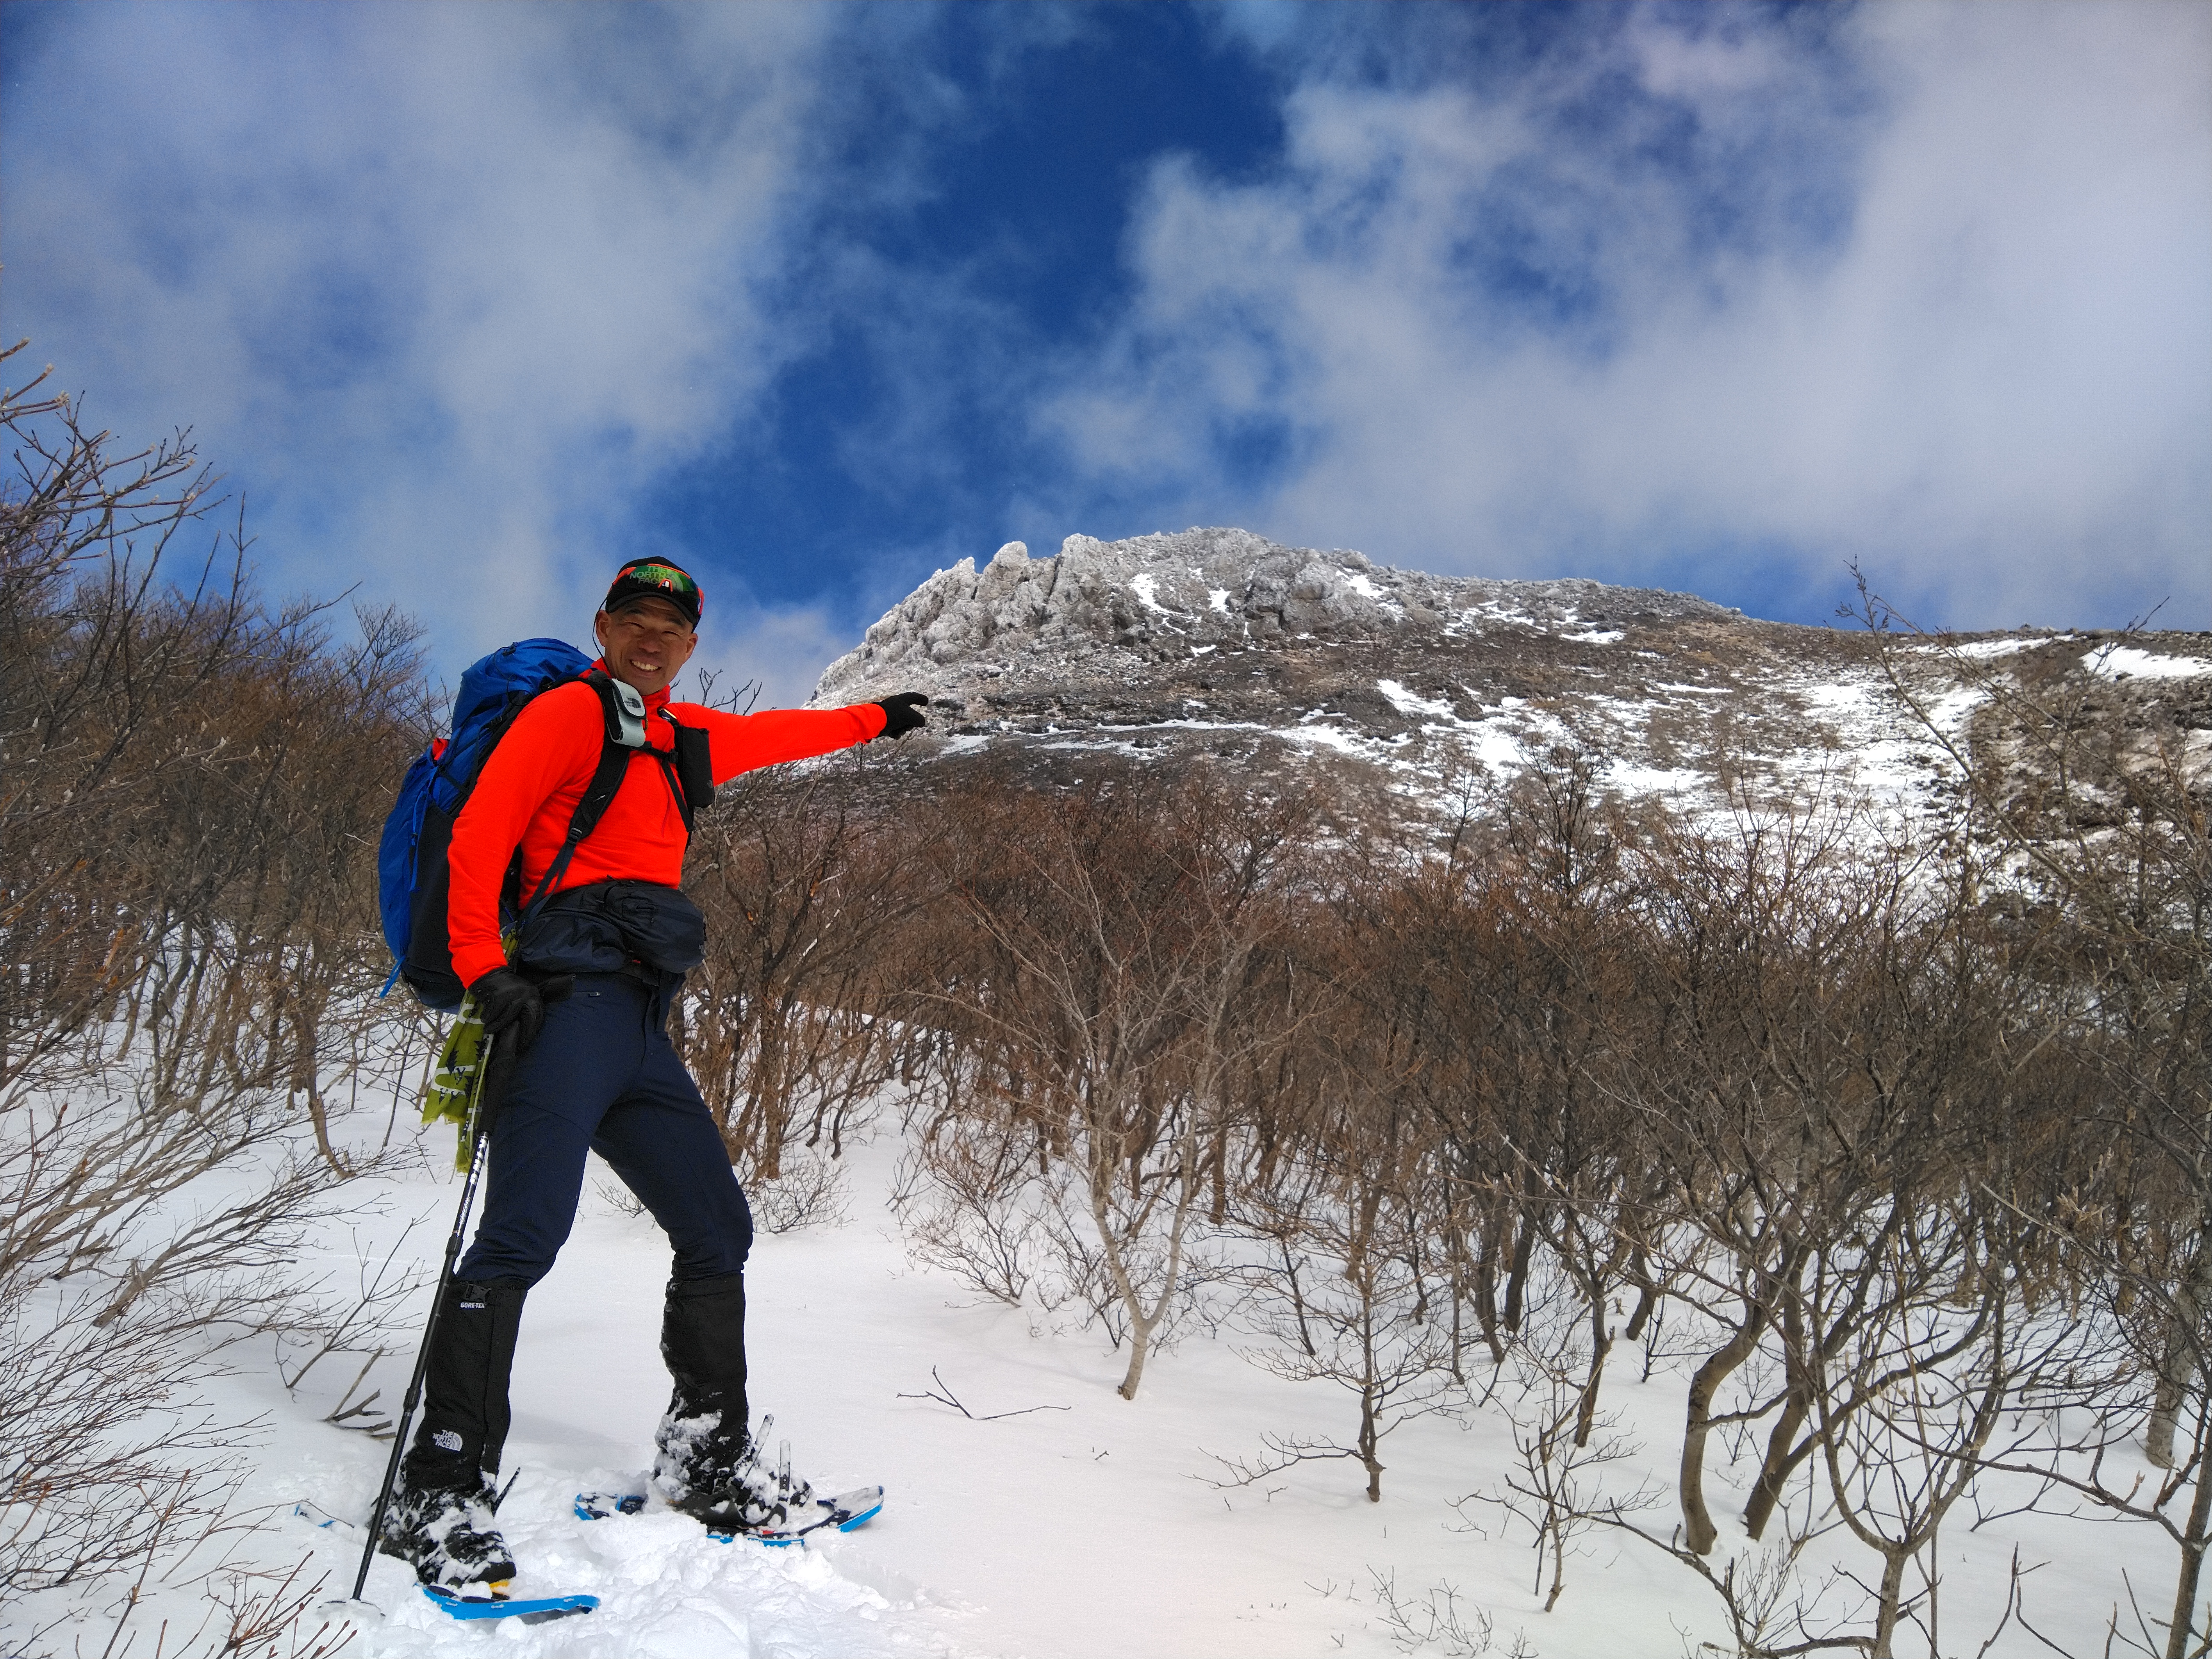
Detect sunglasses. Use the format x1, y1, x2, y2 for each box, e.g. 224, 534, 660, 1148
617, 562, 697, 594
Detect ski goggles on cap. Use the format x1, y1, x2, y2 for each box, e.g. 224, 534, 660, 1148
601, 558, 703, 628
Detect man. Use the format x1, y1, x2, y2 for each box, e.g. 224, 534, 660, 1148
382, 556, 926, 1589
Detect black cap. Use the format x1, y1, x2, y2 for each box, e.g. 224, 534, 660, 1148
601, 558, 702, 629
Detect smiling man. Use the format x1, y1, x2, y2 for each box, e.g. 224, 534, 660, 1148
380, 556, 927, 1591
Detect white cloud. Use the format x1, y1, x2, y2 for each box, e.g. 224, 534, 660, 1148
689, 598, 858, 712
1044, 1, 2212, 630
4, 3, 839, 670
7, 0, 2203, 694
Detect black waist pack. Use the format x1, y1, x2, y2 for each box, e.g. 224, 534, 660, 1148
515, 879, 706, 977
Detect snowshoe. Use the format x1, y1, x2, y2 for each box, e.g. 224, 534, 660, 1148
576, 1481, 884, 1545
421, 1586, 596, 1624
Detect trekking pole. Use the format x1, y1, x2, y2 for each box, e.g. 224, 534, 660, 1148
350, 1029, 501, 1603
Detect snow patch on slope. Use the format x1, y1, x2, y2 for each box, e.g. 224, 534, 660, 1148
1376, 679, 1456, 721
2092, 644, 2212, 680
1932, 634, 2076, 660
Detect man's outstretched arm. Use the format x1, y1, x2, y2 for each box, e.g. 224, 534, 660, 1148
687, 695, 929, 785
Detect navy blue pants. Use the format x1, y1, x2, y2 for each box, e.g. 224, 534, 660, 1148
457, 974, 752, 1284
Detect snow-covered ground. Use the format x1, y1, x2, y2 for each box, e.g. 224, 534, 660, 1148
7, 1091, 2167, 1659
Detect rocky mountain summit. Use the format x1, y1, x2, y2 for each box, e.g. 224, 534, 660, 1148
813, 526, 2212, 820
816, 526, 1742, 691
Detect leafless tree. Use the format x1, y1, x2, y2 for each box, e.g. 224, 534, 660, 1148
1461, 1274, 1663, 1612
919, 762, 1311, 1399
682, 761, 947, 1186
1217, 1075, 1459, 1502
1853, 595, 2212, 1658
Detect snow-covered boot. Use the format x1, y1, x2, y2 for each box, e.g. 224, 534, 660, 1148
651, 1270, 747, 1506
651, 1272, 814, 1532
379, 1466, 516, 1589
379, 1276, 528, 1586
655, 1411, 814, 1534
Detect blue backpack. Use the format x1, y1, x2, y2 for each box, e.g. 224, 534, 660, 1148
377, 639, 713, 1010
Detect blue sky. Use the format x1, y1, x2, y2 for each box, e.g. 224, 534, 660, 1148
4, 1, 2207, 701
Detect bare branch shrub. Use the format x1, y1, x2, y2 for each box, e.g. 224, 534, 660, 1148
1218, 1078, 1461, 1502
1461, 1281, 1663, 1612
1851, 594, 2212, 1655
748, 1141, 853, 1234
1369, 1568, 1536, 1658
1, 346, 427, 1647
919, 760, 1315, 1398
682, 763, 945, 1184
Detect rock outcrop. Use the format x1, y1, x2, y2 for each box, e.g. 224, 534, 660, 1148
815, 526, 1739, 709
811, 527, 2210, 824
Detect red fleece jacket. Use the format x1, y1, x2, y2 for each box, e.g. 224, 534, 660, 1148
446, 669, 887, 986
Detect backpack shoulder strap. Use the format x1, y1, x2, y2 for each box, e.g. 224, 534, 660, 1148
658, 710, 715, 833
512, 673, 649, 919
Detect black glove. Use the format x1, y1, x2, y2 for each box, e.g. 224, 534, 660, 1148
468, 966, 572, 1057
872, 692, 930, 740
